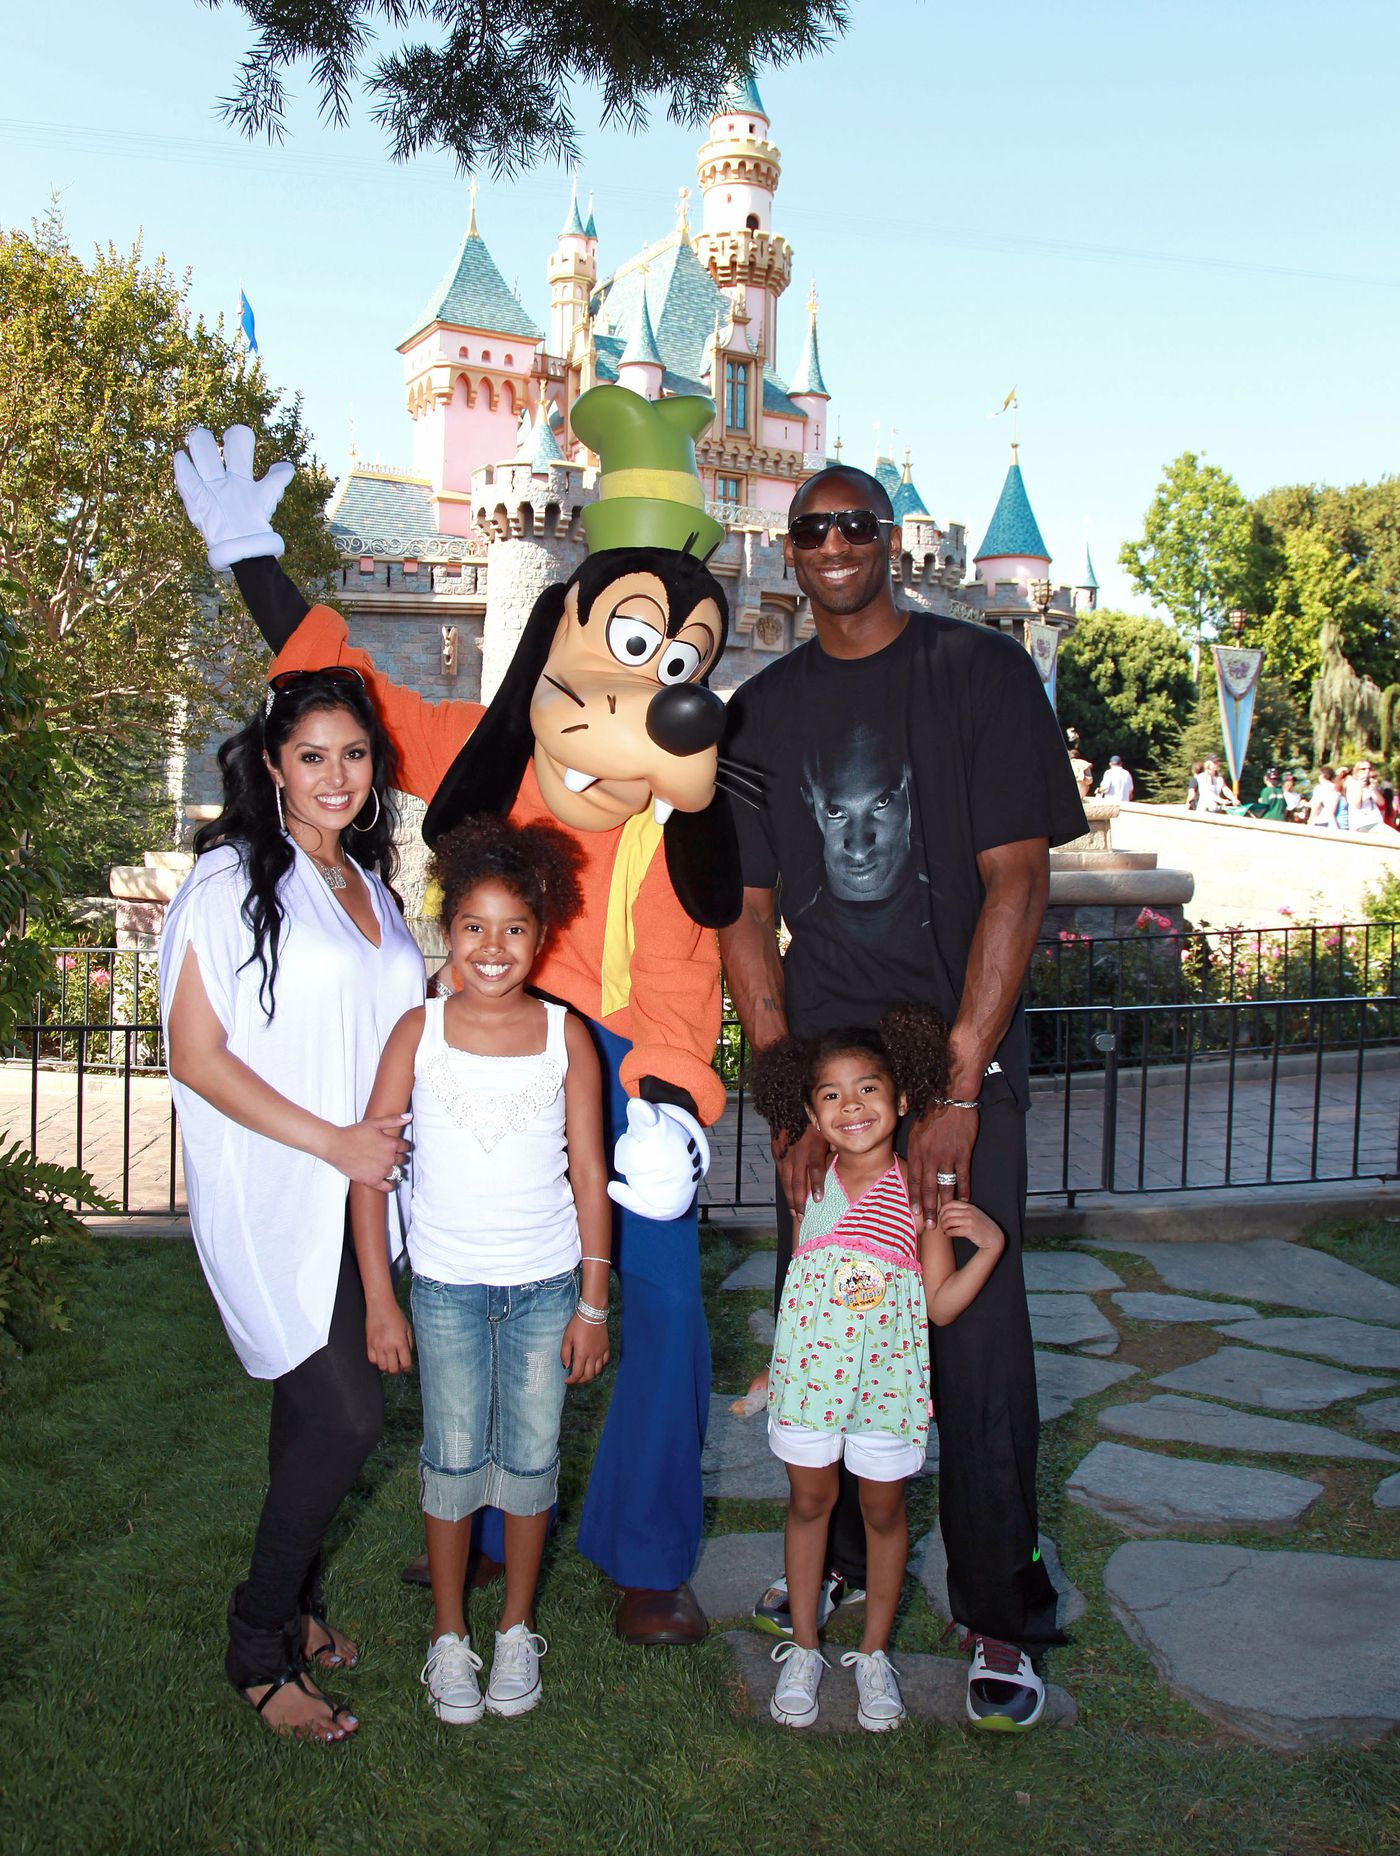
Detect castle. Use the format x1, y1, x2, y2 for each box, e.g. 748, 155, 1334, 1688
246, 78, 1100, 723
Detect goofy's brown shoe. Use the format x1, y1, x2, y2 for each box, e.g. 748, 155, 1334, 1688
614, 1583, 709, 1646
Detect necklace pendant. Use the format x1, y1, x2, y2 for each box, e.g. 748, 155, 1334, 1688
319, 862, 347, 891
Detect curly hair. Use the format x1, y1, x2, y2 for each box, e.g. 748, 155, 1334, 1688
194, 673, 400, 1019
430, 813, 585, 935
749, 1002, 949, 1145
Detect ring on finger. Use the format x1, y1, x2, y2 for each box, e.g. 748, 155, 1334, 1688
385, 1163, 405, 1185
935, 1171, 958, 1186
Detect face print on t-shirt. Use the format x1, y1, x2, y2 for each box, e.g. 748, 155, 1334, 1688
801, 724, 914, 903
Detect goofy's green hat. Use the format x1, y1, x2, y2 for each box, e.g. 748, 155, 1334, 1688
573, 385, 726, 558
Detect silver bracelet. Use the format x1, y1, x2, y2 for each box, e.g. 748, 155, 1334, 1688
578, 1256, 613, 1267
576, 1297, 609, 1323
934, 1096, 981, 1112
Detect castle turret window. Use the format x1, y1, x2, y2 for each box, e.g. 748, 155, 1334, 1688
724, 360, 750, 432
716, 474, 744, 503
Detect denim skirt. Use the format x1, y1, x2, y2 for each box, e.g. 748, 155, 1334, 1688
410, 1270, 575, 1521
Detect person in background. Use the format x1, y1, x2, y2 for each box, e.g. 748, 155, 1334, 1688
1378, 781, 1398, 831
1066, 727, 1094, 801
1309, 766, 1341, 830
1097, 755, 1134, 803
1281, 772, 1309, 823
1185, 762, 1204, 810
1249, 768, 1288, 822
1198, 757, 1236, 814
1348, 761, 1382, 833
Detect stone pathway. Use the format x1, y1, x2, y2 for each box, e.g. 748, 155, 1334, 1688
708, 1221, 1400, 1746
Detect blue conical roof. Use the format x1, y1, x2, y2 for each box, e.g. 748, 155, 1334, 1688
717, 73, 767, 118
561, 176, 587, 239
1078, 537, 1099, 590
403, 210, 542, 345
522, 404, 565, 468
873, 455, 902, 503
974, 447, 1049, 562
620, 287, 663, 369
584, 192, 597, 240
892, 462, 930, 522
790, 308, 829, 397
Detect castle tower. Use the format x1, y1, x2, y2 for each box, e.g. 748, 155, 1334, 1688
400, 186, 544, 535
694, 75, 792, 364
548, 173, 597, 362
788, 284, 830, 464
616, 283, 665, 401
973, 443, 1052, 596
892, 450, 931, 523
1074, 535, 1099, 613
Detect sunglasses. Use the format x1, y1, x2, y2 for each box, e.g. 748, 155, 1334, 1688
788, 508, 893, 550
264, 666, 366, 717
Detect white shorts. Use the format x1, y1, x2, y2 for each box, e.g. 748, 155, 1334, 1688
767, 1418, 926, 1483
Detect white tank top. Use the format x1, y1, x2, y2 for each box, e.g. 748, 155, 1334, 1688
406, 996, 580, 1287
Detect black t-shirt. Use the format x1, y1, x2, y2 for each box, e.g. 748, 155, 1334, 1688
722, 612, 1087, 1101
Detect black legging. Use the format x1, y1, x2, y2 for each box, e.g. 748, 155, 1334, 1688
771, 1098, 1064, 1653
236, 1232, 384, 1639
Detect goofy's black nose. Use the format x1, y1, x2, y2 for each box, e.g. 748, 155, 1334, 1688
645, 683, 725, 757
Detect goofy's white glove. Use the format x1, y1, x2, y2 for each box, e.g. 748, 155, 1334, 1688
174, 425, 292, 570
607, 1100, 710, 1222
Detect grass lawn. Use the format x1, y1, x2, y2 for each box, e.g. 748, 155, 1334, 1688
2, 1221, 1397, 1856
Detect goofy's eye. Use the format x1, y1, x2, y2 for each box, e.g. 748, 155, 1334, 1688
656, 640, 702, 685
606, 613, 663, 666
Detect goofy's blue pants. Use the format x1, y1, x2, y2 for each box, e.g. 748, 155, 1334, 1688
475, 1021, 710, 1591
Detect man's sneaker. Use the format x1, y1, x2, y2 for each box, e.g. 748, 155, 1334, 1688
753, 1569, 865, 1639
484, 1624, 547, 1718
420, 1631, 485, 1724
769, 1640, 828, 1729
839, 1648, 907, 1732
964, 1634, 1046, 1732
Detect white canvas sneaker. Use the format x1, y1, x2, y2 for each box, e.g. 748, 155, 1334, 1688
420, 1631, 485, 1724
769, 1640, 828, 1729
485, 1624, 547, 1718
840, 1648, 907, 1732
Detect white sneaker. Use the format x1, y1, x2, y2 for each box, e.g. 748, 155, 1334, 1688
420, 1631, 485, 1724
485, 1623, 547, 1718
769, 1640, 827, 1729
964, 1635, 1046, 1732
840, 1648, 906, 1732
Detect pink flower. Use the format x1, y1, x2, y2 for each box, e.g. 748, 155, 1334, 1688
57, 954, 76, 972
1278, 905, 1293, 918
89, 967, 111, 986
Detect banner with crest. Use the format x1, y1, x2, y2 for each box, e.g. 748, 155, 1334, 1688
1025, 621, 1061, 709
1211, 643, 1265, 790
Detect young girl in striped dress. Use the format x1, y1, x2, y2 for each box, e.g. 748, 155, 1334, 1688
751, 1006, 1005, 1733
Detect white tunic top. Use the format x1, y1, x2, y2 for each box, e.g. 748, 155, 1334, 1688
159, 841, 425, 1379
407, 996, 580, 1287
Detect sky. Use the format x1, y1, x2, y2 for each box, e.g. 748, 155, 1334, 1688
5, 0, 1399, 613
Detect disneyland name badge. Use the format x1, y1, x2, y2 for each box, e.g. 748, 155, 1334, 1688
831, 1255, 887, 1312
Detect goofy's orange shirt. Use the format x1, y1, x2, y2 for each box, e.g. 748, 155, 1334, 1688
272, 607, 725, 1125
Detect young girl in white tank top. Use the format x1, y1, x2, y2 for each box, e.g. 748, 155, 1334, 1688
350, 817, 610, 1725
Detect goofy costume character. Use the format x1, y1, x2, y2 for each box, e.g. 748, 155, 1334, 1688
176, 389, 741, 1644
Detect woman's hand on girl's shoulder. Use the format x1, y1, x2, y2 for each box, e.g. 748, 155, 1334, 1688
365, 1297, 413, 1375
561, 1312, 610, 1387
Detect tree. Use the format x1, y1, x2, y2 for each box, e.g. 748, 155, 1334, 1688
0, 208, 338, 878
1120, 451, 1254, 640
1055, 608, 1193, 799
204, 0, 849, 173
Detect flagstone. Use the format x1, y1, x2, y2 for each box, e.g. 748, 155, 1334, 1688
691, 1532, 786, 1621
1036, 1351, 1137, 1421
1023, 1251, 1123, 1293
1152, 1346, 1392, 1412
722, 1632, 1077, 1731
1374, 1473, 1400, 1510
719, 1251, 779, 1293
1104, 1541, 1400, 1749
1098, 1394, 1398, 1463
1029, 1293, 1118, 1348
1067, 1441, 1321, 1536
1212, 1316, 1400, 1373
1085, 1238, 1400, 1325
1355, 1396, 1400, 1434
1112, 1292, 1260, 1324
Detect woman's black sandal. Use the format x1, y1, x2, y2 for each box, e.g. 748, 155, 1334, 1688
226, 1586, 355, 1741
304, 1613, 358, 1670
241, 1664, 355, 1741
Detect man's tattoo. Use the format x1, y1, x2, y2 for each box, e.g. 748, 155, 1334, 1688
761, 995, 780, 1014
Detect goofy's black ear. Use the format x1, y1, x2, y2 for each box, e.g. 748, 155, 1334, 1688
663, 791, 742, 929
423, 581, 567, 844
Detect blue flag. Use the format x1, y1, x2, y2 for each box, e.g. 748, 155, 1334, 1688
239, 290, 258, 354
1211, 644, 1265, 790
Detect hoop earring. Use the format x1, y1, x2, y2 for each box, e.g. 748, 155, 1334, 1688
273, 781, 287, 835
351, 787, 382, 833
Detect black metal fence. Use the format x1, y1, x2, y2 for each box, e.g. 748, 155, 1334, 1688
6, 934, 1399, 1218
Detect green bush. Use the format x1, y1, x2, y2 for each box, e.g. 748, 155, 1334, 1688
0, 585, 110, 1355
1362, 867, 1400, 927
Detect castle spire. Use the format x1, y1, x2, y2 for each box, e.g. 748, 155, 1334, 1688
789, 282, 829, 397
975, 444, 1050, 565
561, 169, 587, 240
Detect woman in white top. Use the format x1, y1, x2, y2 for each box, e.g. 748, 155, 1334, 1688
351, 815, 610, 1727
1309, 765, 1342, 830
160, 667, 424, 1742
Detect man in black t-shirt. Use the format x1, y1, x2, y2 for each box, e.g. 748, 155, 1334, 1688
720, 465, 1086, 1730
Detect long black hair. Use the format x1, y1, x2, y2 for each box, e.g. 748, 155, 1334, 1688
193, 671, 400, 1017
